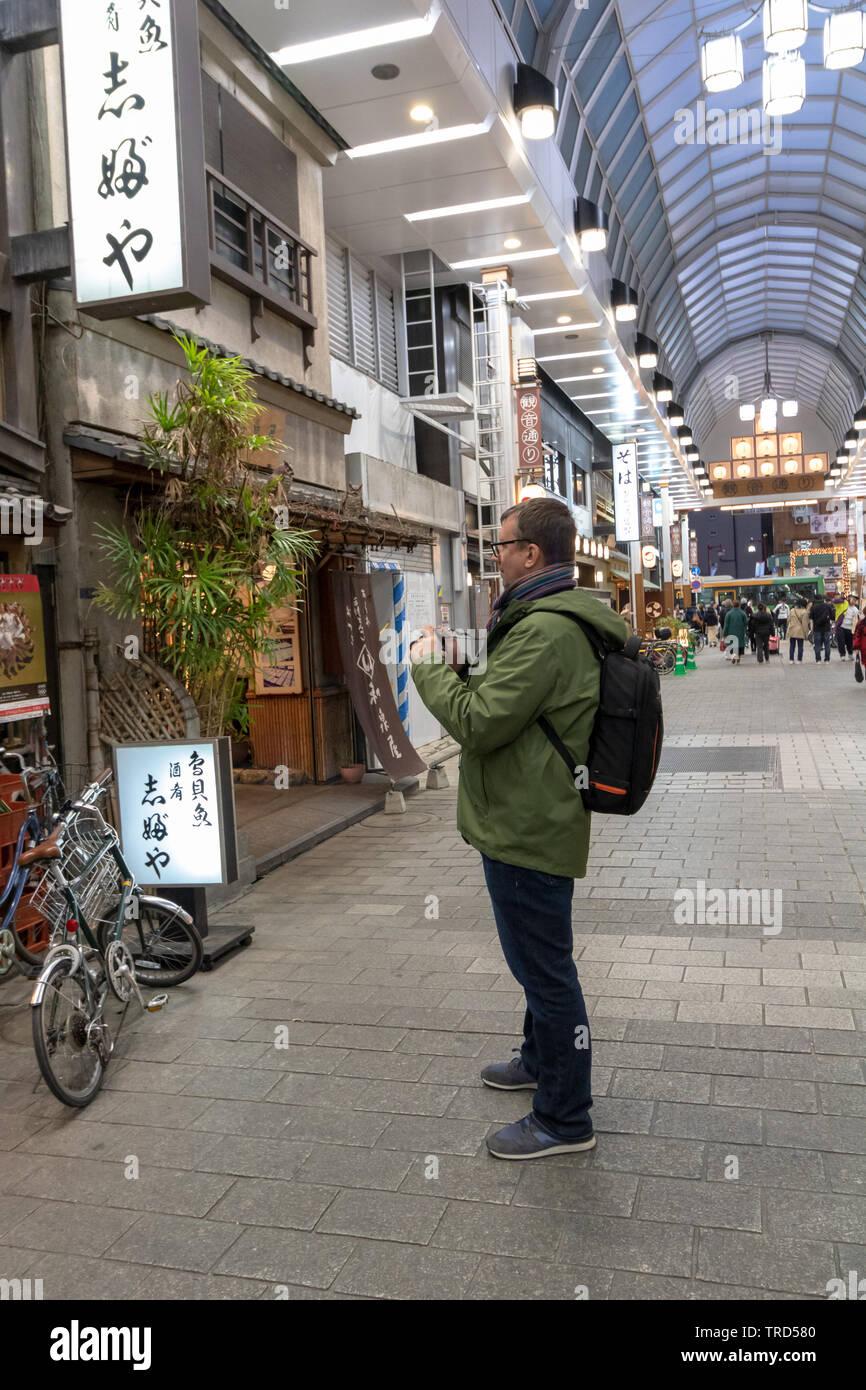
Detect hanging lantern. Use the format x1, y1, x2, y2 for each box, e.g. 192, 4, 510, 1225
513, 64, 560, 140
701, 33, 744, 92
763, 0, 808, 55
824, 11, 866, 70
763, 52, 806, 116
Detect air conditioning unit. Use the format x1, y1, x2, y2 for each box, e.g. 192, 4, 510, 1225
792, 510, 810, 525
825, 498, 844, 514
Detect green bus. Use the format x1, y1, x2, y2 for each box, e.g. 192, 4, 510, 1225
694, 575, 826, 608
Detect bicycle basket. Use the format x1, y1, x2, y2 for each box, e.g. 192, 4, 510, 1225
28, 809, 125, 939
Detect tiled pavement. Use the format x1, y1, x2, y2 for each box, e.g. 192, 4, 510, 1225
0, 648, 864, 1300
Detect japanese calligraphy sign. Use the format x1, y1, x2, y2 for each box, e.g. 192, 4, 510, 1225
59, 0, 210, 318
639, 492, 655, 541
712, 474, 824, 500
0, 577, 50, 723
515, 387, 542, 473
331, 573, 427, 782
115, 738, 238, 886
613, 442, 640, 542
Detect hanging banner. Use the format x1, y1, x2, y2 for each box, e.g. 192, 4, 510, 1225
639, 492, 655, 540
613, 442, 640, 542
671, 523, 682, 557
0, 576, 50, 723
331, 574, 426, 781
114, 738, 239, 887
515, 387, 542, 473
59, 0, 210, 318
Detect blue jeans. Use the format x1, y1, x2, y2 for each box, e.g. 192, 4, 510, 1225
482, 854, 592, 1138
789, 638, 804, 661
813, 629, 832, 661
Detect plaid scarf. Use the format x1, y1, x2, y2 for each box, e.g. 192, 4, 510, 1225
487, 563, 576, 634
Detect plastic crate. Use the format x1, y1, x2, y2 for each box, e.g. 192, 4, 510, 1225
11, 899, 51, 957
0, 806, 28, 848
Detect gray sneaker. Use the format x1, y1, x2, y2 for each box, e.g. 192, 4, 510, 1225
481, 1056, 538, 1090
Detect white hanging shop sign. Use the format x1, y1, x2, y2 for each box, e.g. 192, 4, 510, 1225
613, 442, 640, 542
58, 0, 210, 318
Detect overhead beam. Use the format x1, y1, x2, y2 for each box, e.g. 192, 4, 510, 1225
10, 225, 70, 282
0, 0, 58, 51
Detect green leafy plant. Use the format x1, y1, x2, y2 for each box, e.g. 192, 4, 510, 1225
96, 334, 317, 736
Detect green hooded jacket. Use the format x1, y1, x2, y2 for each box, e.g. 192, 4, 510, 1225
411, 589, 629, 879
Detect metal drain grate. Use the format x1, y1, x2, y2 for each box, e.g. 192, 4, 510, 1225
658, 747, 778, 774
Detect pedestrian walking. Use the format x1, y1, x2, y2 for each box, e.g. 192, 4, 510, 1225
705, 603, 720, 646
773, 599, 790, 639
750, 602, 775, 665
722, 598, 748, 664
787, 599, 809, 662
410, 498, 629, 1160
809, 595, 835, 663
837, 595, 861, 660
853, 611, 866, 678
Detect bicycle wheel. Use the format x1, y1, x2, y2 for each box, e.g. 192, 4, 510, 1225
98, 897, 203, 988
8, 866, 48, 969
31, 957, 107, 1108
657, 647, 677, 674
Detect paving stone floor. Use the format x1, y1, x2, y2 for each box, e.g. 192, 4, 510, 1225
0, 647, 864, 1300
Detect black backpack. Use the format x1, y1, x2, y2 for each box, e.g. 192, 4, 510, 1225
537, 616, 664, 816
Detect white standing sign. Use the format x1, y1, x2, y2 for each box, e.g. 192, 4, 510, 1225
59, 0, 209, 317
115, 740, 237, 887
613, 442, 640, 543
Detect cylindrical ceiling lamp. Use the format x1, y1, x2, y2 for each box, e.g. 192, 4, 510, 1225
836, 451, 850, 466
824, 11, 866, 70
668, 402, 685, 427
574, 197, 608, 253
854, 404, 866, 429
845, 431, 859, 450
739, 403, 756, 422
513, 63, 560, 140
653, 373, 673, 401
611, 279, 638, 323
763, 51, 806, 116
677, 425, 693, 447
781, 399, 799, 417
763, 0, 808, 54
701, 33, 744, 92
635, 333, 658, 368
686, 448, 700, 462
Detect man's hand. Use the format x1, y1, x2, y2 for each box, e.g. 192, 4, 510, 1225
409, 625, 437, 663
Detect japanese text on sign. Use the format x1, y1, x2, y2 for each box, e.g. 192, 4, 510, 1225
116, 742, 227, 886
613, 442, 640, 542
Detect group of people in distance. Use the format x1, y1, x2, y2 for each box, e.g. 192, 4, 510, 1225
678, 594, 865, 667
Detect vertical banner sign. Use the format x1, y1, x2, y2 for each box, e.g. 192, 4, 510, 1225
59, 0, 210, 318
0, 576, 50, 722
115, 739, 239, 887
639, 493, 655, 540
847, 501, 858, 557
690, 539, 699, 567
516, 387, 542, 473
331, 574, 427, 780
613, 442, 640, 542
671, 523, 682, 558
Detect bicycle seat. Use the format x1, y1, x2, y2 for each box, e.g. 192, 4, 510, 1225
18, 824, 64, 866
654, 627, 672, 640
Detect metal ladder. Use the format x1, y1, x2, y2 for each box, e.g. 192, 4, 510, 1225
471, 279, 511, 588
401, 250, 439, 398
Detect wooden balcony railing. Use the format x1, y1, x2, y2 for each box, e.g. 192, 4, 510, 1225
206, 166, 317, 364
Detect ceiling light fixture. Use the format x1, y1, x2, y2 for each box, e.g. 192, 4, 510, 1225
845, 431, 859, 449
513, 63, 560, 140
532, 321, 599, 336
781, 399, 798, 417
504, 237, 522, 249
449, 247, 557, 269
667, 403, 685, 427
763, 0, 808, 54
855, 404, 866, 430
557, 315, 572, 324
635, 333, 659, 369
824, 10, 866, 69
763, 51, 806, 116
678, 426, 694, 448
347, 119, 492, 159
410, 104, 434, 123
519, 290, 583, 303
701, 33, 745, 92
537, 349, 615, 362
405, 193, 530, 222
574, 197, 608, 253
653, 373, 674, 402
611, 279, 638, 323
273, 11, 438, 65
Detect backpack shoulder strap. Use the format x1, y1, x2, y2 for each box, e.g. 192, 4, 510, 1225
530, 611, 633, 779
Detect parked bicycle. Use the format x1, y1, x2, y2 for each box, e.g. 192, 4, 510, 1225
0, 749, 72, 976
26, 769, 203, 1108
639, 639, 677, 675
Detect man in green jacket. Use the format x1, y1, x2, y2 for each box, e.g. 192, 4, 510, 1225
410, 498, 628, 1159
722, 599, 749, 664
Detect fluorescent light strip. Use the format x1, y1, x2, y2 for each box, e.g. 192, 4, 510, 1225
348, 120, 492, 160
520, 290, 584, 303
449, 247, 558, 269
532, 322, 599, 336
406, 194, 531, 222
554, 372, 616, 384
272, 10, 438, 65
538, 350, 615, 362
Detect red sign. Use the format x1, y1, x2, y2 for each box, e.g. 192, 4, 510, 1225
689, 540, 699, 566
516, 386, 542, 473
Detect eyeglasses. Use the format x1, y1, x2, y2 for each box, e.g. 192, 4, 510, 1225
490, 538, 534, 558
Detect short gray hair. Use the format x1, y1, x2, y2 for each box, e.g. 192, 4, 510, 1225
500, 498, 576, 565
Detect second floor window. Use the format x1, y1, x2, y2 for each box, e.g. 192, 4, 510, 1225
326, 238, 399, 394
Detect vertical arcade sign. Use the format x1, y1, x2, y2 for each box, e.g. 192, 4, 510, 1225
516, 386, 542, 473
613, 442, 640, 542
59, 0, 210, 318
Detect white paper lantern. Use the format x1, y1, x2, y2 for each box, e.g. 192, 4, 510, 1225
701, 33, 745, 92
824, 12, 866, 70
763, 0, 808, 54
739, 403, 756, 422
763, 52, 806, 116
